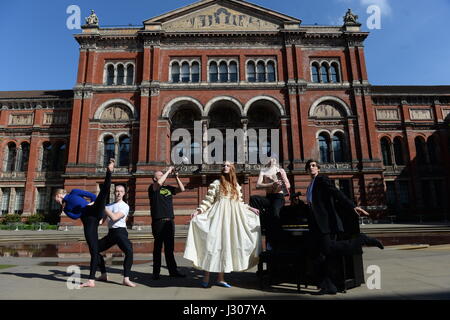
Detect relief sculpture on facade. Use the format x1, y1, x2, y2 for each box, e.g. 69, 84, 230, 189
163, 6, 278, 31
410, 109, 432, 120
101, 105, 131, 121
9, 114, 33, 126
376, 109, 399, 121
314, 104, 343, 118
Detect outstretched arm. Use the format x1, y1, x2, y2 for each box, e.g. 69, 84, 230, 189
174, 172, 185, 193
192, 181, 219, 218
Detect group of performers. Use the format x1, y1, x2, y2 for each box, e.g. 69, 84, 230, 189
54, 157, 384, 295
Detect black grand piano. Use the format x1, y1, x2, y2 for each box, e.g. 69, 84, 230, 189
256, 196, 365, 293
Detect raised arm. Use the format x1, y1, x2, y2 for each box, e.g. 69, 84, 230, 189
153, 167, 174, 191
174, 171, 185, 193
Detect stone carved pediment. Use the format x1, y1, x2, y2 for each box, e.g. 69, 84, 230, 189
313, 103, 344, 119
162, 4, 280, 32
101, 105, 131, 121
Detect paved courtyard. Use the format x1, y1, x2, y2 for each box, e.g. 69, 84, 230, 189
1, 244, 450, 300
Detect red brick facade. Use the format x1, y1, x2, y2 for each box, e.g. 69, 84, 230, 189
1, 0, 449, 225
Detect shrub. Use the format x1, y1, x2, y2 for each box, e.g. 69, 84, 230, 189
2, 214, 22, 224
26, 214, 45, 225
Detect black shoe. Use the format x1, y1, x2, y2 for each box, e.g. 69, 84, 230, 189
169, 272, 186, 278
359, 233, 384, 249
152, 274, 160, 280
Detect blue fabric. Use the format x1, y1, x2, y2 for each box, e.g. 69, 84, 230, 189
63, 189, 97, 220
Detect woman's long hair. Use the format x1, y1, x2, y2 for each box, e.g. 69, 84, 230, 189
219, 162, 239, 200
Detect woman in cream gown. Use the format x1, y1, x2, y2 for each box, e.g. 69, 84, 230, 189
183, 162, 262, 288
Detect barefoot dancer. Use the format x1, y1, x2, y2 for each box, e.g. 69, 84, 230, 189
54, 159, 115, 288
96, 184, 136, 287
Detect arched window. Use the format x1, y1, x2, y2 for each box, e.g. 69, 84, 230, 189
320, 64, 329, 83
126, 64, 134, 85
318, 133, 331, 163
247, 61, 256, 82
119, 136, 130, 167
19, 142, 30, 172
209, 62, 218, 83
229, 61, 238, 82
393, 137, 405, 165
427, 136, 440, 165
219, 62, 228, 82
117, 64, 124, 85
181, 62, 190, 83
5, 142, 17, 172
415, 137, 427, 165
106, 65, 115, 85
41, 142, 52, 171
332, 133, 345, 162
54, 143, 66, 171
267, 61, 276, 82
191, 141, 201, 164
191, 62, 200, 83
330, 63, 340, 83
381, 137, 392, 166
171, 62, 180, 83
311, 64, 320, 83
104, 136, 115, 166
256, 61, 266, 82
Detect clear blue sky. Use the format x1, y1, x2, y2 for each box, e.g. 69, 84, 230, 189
1, 0, 449, 91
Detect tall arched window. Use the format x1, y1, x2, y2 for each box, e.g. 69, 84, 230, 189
54, 143, 66, 171
332, 133, 345, 162
171, 62, 180, 83
181, 62, 190, 83
191, 62, 200, 83
106, 65, 115, 85
247, 61, 256, 82
427, 136, 439, 165
209, 62, 218, 82
256, 61, 266, 82
320, 65, 329, 83
19, 142, 30, 172
267, 61, 276, 82
229, 61, 238, 82
393, 137, 405, 165
117, 64, 124, 85
330, 63, 339, 83
219, 62, 228, 82
415, 137, 427, 165
119, 136, 130, 167
41, 142, 52, 171
311, 63, 320, 83
126, 64, 134, 85
381, 137, 392, 166
104, 136, 115, 166
318, 133, 331, 163
5, 142, 17, 172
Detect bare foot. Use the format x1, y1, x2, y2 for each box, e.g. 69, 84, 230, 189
96, 274, 108, 282
80, 280, 95, 288
123, 278, 136, 287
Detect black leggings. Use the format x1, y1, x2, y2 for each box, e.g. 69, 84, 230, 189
250, 193, 285, 248
97, 228, 133, 278
81, 170, 112, 280
152, 218, 178, 276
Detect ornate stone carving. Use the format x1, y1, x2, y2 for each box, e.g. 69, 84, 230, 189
150, 87, 160, 96
410, 109, 433, 120
376, 109, 400, 121
43, 113, 69, 125
101, 105, 131, 121
343, 9, 360, 25
9, 114, 33, 126
140, 88, 150, 97
442, 109, 450, 120
314, 103, 344, 118
162, 5, 279, 32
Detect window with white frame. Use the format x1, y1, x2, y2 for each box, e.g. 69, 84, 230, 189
208, 59, 239, 83
311, 60, 341, 84
104, 62, 135, 86
14, 188, 24, 214
1, 188, 10, 215
170, 59, 201, 83
246, 59, 277, 83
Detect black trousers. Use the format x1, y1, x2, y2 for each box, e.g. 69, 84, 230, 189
250, 193, 285, 248
80, 170, 111, 280
307, 231, 362, 283
97, 227, 133, 278
152, 218, 178, 276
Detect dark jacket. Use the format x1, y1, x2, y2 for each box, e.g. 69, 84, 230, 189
308, 175, 358, 235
